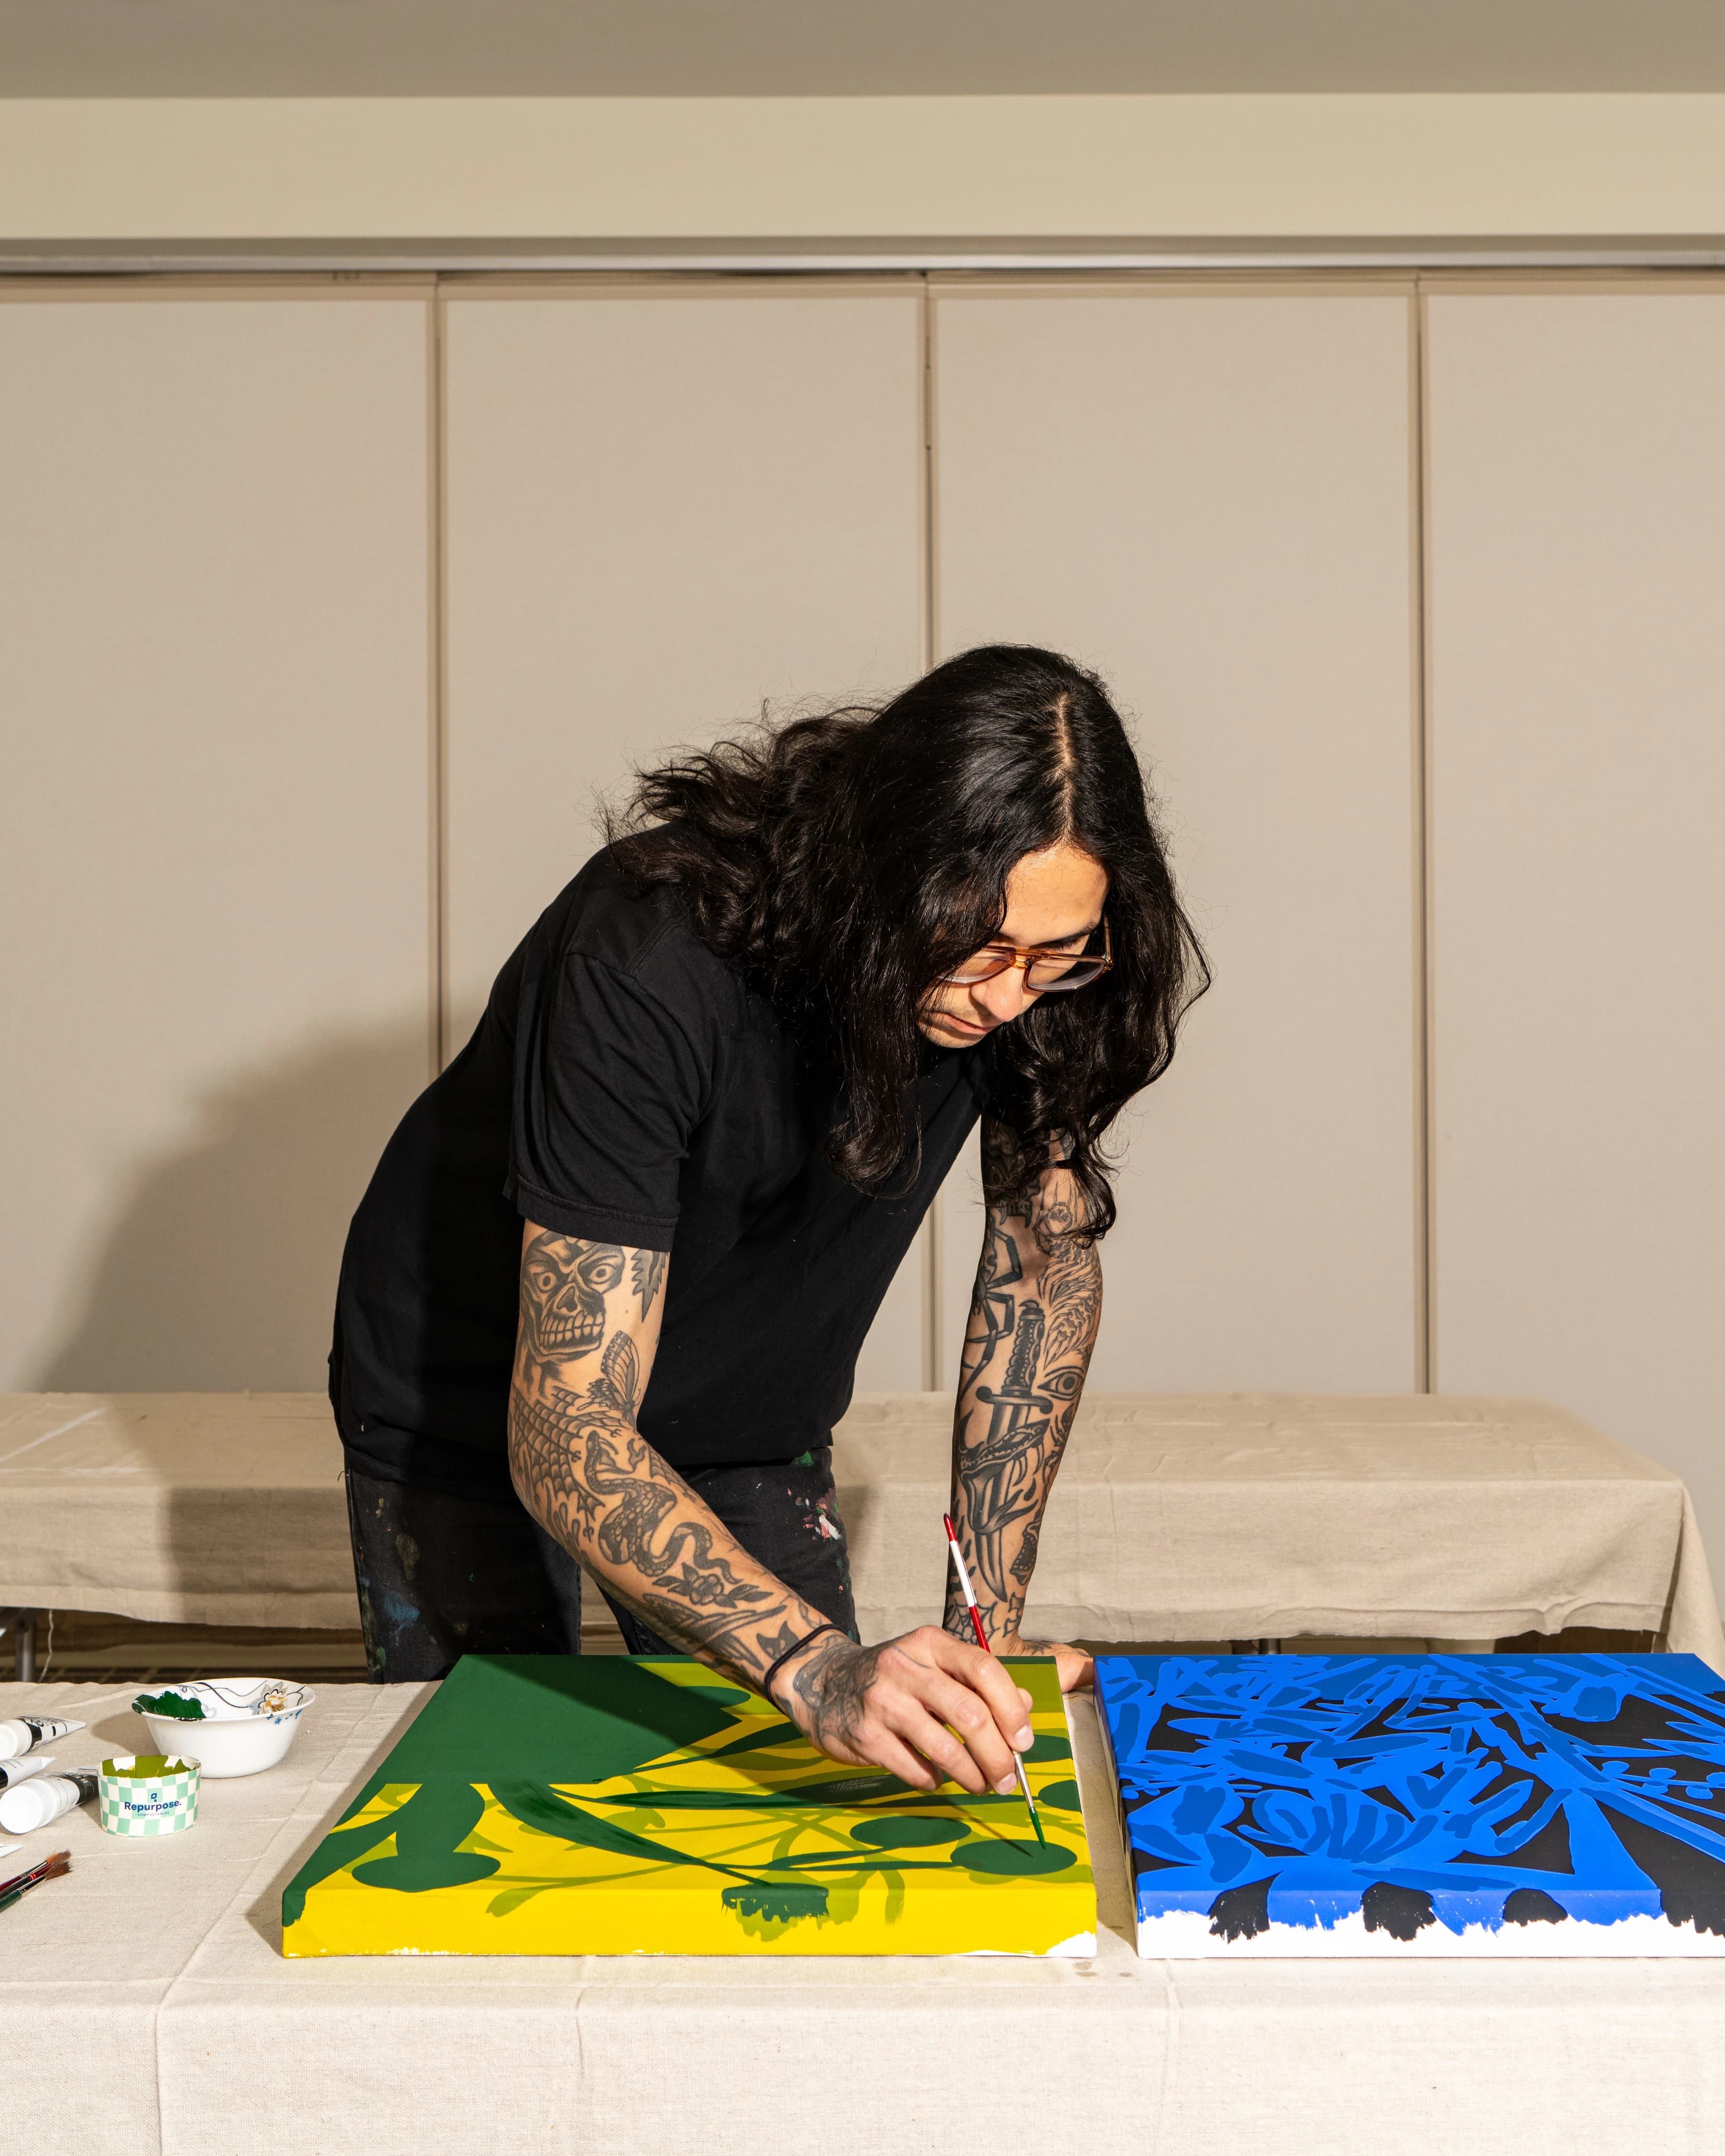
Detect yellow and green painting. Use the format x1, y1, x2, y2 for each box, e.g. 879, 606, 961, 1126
282, 1654, 1094, 1957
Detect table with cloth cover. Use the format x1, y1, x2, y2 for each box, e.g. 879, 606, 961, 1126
8, 1674, 1725, 2156
0, 1391, 1720, 1662
835, 1393, 1725, 1662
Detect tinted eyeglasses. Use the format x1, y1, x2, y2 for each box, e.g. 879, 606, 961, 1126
937, 916, 1113, 993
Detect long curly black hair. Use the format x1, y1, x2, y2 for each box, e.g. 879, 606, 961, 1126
610, 644, 1209, 1237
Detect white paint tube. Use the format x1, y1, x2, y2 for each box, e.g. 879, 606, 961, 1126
0, 1715, 84, 1759
0, 1753, 56, 1791
0, 1768, 98, 1836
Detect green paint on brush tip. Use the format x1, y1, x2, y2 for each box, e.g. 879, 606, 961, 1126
134, 1690, 206, 1720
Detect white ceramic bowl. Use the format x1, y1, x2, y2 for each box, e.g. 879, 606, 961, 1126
131, 1678, 315, 1779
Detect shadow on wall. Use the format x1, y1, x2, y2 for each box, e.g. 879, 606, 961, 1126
32, 1026, 430, 1393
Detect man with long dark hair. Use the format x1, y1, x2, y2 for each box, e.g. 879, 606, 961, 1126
333, 645, 1206, 1794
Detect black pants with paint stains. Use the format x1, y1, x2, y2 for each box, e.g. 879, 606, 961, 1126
344, 1446, 858, 1681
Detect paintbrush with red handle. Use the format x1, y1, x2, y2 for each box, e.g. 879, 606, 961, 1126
0, 1849, 70, 1916
943, 1513, 1045, 1846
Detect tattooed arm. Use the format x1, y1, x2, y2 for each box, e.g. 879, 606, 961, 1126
508, 1221, 1037, 1793
945, 1119, 1102, 1692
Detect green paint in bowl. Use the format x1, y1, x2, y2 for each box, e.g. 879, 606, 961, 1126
133, 1690, 206, 1721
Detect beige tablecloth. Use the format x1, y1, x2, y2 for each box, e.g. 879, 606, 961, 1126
0, 1392, 355, 1627
8, 1676, 1725, 2156
836, 1394, 1725, 1665
2, 1391, 1720, 1665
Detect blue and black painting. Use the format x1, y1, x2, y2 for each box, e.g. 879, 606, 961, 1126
1094, 1653, 1725, 1943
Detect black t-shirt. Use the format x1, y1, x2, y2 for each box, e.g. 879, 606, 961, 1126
332, 841, 990, 1494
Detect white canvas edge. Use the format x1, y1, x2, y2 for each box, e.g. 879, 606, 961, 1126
1136, 1906, 1725, 1959
957, 1932, 1098, 1958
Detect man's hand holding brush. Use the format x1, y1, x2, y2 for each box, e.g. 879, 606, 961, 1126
764, 1625, 1036, 1799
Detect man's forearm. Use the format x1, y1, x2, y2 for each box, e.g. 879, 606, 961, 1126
507, 1224, 1038, 1786
509, 1350, 836, 1689
507, 1235, 833, 1696
945, 1167, 1102, 1644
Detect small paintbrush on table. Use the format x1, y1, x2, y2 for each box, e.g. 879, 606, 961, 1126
942, 1513, 1045, 1846
0, 1849, 70, 1915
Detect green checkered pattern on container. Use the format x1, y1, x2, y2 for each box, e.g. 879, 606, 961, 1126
98, 1772, 199, 1836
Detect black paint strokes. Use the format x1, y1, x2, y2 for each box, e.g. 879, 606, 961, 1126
1208, 1876, 1275, 1942
1603, 1806, 1725, 1937
1503, 1888, 1570, 1926
1361, 1881, 1436, 1941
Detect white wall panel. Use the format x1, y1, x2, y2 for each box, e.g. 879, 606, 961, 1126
443, 281, 927, 1386
1427, 287, 1725, 1572
0, 288, 434, 1388
933, 285, 1420, 1391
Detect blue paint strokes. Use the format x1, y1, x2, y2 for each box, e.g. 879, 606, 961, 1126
374, 1590, 420, 1639
1095, 1653, 1725, 1939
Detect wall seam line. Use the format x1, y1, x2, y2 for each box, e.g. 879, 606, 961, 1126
1413, 278, 1437, 1394
431, 279, 452, 1073
918, 270, 943, 1393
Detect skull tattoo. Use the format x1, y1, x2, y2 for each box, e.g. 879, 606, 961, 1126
518, 1235, 626, 1384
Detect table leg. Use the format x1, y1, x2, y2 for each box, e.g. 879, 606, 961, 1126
0, 1608, 38, 1681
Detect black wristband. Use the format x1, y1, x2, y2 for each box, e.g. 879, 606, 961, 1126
759, 1622, 845, 1705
